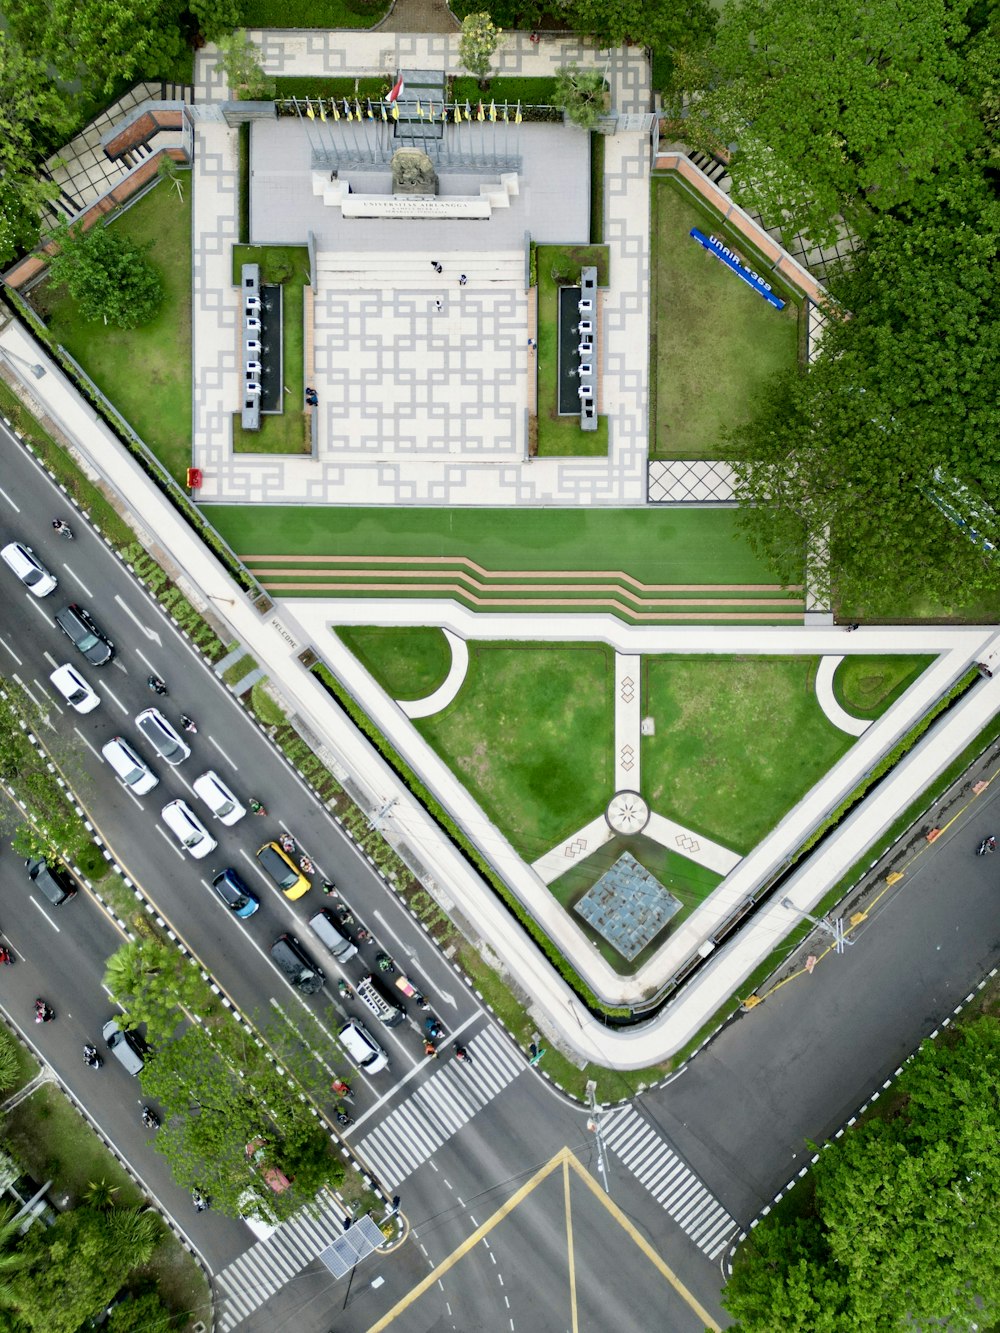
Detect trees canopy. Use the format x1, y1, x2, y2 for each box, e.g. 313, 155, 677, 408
732, 176, 1000, 615
47, 221, 164, 330
723, 1015, 1000, 1331
553, 64, 608, 130
458, 13, 503, 85
669, 0, 978, 245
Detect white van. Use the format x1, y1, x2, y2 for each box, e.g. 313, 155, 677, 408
102, 736, 158, 795
161, 800, 217, 860
307, 909, 358, 963
338, 1019, 389, 1074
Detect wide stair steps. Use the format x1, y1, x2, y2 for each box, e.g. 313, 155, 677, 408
314, 250, 524, 292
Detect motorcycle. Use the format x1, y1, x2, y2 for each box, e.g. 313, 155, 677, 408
337, 979, 353, 1000
335, 1107, 354, 1127
83, 1044, 103, 1069
180, 714, 198, 734
424, 1017, 445, 1042
376, 953, 395, 975
0, 944, 14, 966
249, 798, 267, 817
976, 835, 996, 856
141, 1106, 160, 1130
331, 1078, 354, 1102
34, 999, 53, 1024
52, 519, 73, 539
192, 1190, 210, 1212
454, 1044, 472, 1064
147, 675, 168, 696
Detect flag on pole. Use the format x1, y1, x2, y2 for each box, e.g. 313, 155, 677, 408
385, 74, 405, 104
465, 100, 472, 121
477, 101, 485, 121
515, 100, 522, 124
454, 102, 462, 122
319, 100, 327, 122
381, 101, 387, 121
305, 99, 315, 120
416, 98, 424, 117
331, 99, 340, 120
354, 99, 362, 120
343, 98, 352, 120
367, 99, 374, 119
503, 100, 509, 123
391, 100, 399, 121
489, 100, 496, 122
428, 100, 434, 120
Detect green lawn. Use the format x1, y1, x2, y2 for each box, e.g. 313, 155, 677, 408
535, 243, 610, 457
415, 643, 615, 860
451, 76, 560, 107
336, 626, 453, 700
35, 182, 193, 485
241, 0, 388, 25
641, 656, 855, 853
209, 505, 791, 584
650, 176, 800, 460
548, 835, 723, 972
833, 655, 935, 720
275, 76, 387, 101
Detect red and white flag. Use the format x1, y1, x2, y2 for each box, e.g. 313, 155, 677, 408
385, 75, 405, 104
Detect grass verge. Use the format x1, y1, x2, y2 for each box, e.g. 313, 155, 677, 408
649, 174, 800, 460
415, 642, 615, 860
642, 656, 854, 853
832, 655, 935, 720
336, 626, 453, 701
535, 243, 611, 457
30, 183, 193, 486
240, 0, 389, 25
590, 132, 605, 243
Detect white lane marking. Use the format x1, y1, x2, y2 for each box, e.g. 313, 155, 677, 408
74, 730, 103, 761
115, 596, 162, 645
30, 898, 61, 932
64, 566, 93, 597
0, 635, 22, 665
101, 683, 129, 715
14, 675, 57, 724
26, 596, 51, 625
155, 825, 187, 861
372, 909, 458, 1008
0, 487, 20, 512
209, 736, 238, 771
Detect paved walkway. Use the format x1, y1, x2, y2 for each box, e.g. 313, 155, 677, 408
814, 654, 871, 737
398, 629, 468, 718
190, 35, 651, 507
531, 809, 740, 885
614, 653, 641, 789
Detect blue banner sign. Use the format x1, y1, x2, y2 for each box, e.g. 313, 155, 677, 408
689, 228, 786, 309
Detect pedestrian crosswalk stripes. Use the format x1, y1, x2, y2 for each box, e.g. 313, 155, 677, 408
351, 1025, 524, 1191
602, 1106, 738, 1260
215, 1190, 348, 1332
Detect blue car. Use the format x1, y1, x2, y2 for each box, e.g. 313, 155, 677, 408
211, 868, 259, 919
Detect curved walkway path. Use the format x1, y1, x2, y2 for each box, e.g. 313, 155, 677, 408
815, 655, 871, 737
398, 630, 469, 719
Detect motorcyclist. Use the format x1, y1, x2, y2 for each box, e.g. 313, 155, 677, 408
331, 1078, 353, 1100
34, 999, 53, 1023
376, 953, 394, 974
454, 1044, 471, 1063
83, 1044, 101, 1068
335, 1107, 353, 1127
337, 979, 353, 999
141, 1106, 160, 1129
248, 797, 266, 816
147, 675, 167, 695
180, 714, 197, 734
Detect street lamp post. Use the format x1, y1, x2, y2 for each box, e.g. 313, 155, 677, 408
0, 346, 46, 380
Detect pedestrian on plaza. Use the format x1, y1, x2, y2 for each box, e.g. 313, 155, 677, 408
845, 622, 860, 632
431, 260, 442, 273
458, 274, 467, 286
434, 300, 442, 312
527, 337, 535, 349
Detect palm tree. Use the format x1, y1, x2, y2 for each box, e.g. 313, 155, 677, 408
83, 1178, 120, 1210
0, 1200, 32, 1311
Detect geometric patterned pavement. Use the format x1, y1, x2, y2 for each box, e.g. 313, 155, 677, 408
602, 1104, 739, 1260
648, 459, 736, 503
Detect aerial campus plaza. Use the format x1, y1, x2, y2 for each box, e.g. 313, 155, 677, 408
193, 33, 655, 506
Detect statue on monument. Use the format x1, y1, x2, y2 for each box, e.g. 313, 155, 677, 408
391, 148, 438, 196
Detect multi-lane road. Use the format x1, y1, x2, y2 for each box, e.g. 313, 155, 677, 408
2, 417, 1000, 1332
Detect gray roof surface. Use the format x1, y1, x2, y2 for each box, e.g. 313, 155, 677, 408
249, 117, 590, 251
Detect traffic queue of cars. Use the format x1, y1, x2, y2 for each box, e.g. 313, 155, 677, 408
3, 535, 430, 1085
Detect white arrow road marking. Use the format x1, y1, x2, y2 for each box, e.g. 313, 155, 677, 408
114, 595, 162, 645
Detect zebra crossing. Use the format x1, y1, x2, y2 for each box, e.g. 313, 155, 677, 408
214, 1189, 348, 1332
602, 1105, 738, 1260
350, 1025, 524, 1191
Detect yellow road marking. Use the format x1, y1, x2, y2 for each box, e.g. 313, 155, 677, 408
564, 1156, 578, 1333
366, 1145, 721, 1332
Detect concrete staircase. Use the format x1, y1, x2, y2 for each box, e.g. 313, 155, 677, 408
314, 250, 524, 291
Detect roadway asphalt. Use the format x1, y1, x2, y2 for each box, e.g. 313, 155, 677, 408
640, 757, 1000, 1232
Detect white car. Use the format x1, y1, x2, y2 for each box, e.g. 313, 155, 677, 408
161, 800, 216, 860
50, 663, 100, 714
102, 736, 158, 795
193, 770, 245, 825
2, 542, 57, 597
135, 708, 190, 766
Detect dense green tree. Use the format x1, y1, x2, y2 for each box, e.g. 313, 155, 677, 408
571, 0, 714, 55
11, 1206, 138, 1333
723, 1016, 1000, 1331
103, 939, 207, 1039
46, 221, 163, 330
732, 177, 1000, 613
458, 13, 502, 86
214, 29, 275, 100
105, 1287, 174, 1333
669, 0, 978, 245
0, 32, 71, 267
553, 64, 607, 129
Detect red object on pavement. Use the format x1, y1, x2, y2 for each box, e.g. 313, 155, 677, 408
186, 467, 203, 490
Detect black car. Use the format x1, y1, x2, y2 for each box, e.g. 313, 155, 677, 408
55, 604, 114, 666
25, 857, 77, 907
270, 934, 324, 995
